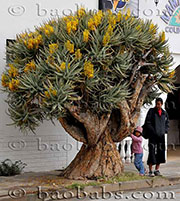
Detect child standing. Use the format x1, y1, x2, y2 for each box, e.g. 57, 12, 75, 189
131, 126, 146, 176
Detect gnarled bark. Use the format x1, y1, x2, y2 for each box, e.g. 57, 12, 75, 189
111, 100, 131, 142
62, 126, 123, 180
64, 103, 111, 146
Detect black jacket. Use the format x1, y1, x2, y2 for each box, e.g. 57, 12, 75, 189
144, 107, 169, 138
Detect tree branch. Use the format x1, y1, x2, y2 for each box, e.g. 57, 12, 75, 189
111, 76, 155, 142
129, 74, 148, 112
129, 65, 138, 85
142, 48, 153, 60
130, 80, 157, 133
129, 49, 153, 86
130, 87, 148, 130
111, 100, 131, 142
64, 103, 111, 146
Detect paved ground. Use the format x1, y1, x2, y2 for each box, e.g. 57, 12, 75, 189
167, 146, 180, 161
59, 184, 180, 201
125, 159, 180, 177
0, 158, 180, 200
1, 159, 180, 191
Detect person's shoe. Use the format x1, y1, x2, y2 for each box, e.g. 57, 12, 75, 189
139, 173, 145, 176
154, 170, 162, 176
148, 171, 154, 177
144, 168, 148, 175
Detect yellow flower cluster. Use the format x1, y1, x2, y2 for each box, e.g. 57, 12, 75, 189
169, 70, 175, 78
1, 74, 9, 87
149, 23, 156, 34
84, 61, 94, 78
103, 26, 114, 46
77, 7, 86, 18
75, 49, 82, 60
107, 25, 113, 35
102, 12, 117, 46
83, 29, 90, 43
59, 62, 66, 71
65, 16, 79, 34
44, 87, 57, 98
107, 9, 113, 16
65, 40, 74, 53
88, 10, 103, 31
8, 64, 18, 77
102, 25, 114, 46
63, 16, 72, 22
125, 8, 131, 20
88, 18, 95, 31
116, 11, 122, 22
131, 17, 135, 23
160, 31, 165, 42
108, 14, 116, 27
40, 24, 54, 36
56, 62, 70, 72
136, 25, 141, 31
94, 10, 103, 27
9, 79, 20, 91
103, 32, 111, 46
17, 32, 27, 43
24, 61, 36, 73
24, 34, 43, 49
18, 32, 28, 39
49, 43, 59, 54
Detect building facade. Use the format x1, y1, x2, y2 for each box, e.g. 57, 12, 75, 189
0, 0, 179, 172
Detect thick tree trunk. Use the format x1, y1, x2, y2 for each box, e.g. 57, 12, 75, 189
62, 127, 124, 180
59, 79, 150, 180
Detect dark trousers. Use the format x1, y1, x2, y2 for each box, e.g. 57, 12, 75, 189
147, 135, 166, 165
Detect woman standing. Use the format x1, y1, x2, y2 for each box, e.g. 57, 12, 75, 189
144, 98, 169, 177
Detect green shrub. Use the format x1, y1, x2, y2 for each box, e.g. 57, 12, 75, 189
0, 159, 27, 176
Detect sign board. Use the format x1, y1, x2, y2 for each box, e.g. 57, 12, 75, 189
139, 0, 180, 54
99, 0, 139, 17
160, 0, 180, 33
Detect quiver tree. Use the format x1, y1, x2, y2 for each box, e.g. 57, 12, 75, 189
1, 8, 176, 180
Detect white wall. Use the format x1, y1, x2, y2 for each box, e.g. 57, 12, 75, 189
0, 0, 97, 172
